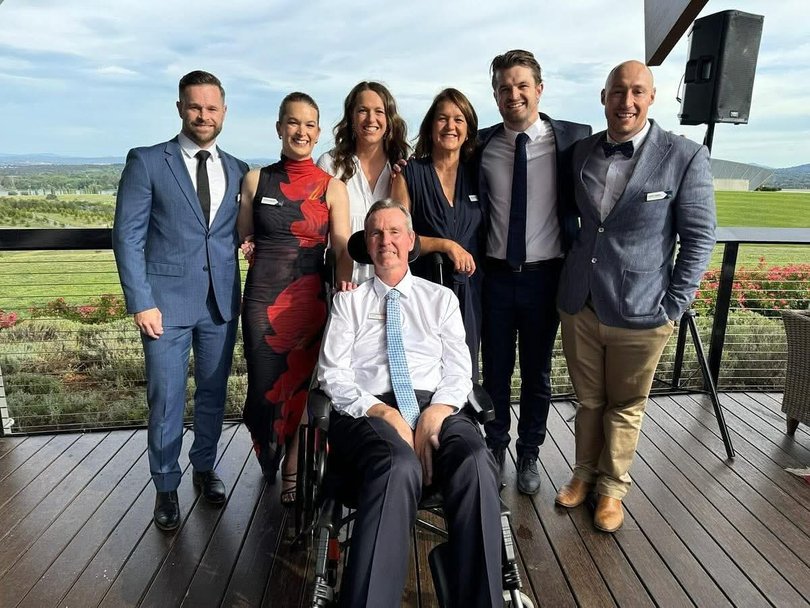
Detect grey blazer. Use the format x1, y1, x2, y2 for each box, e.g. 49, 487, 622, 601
557, 120, 716, 329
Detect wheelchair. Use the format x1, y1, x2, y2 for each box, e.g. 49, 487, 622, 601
293, 230, 533, 607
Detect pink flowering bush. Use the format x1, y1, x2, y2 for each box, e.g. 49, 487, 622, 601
0, 309, 20, 329
693, 260, 810, 317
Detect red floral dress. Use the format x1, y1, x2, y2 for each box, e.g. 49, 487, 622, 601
242, 156, 330, 481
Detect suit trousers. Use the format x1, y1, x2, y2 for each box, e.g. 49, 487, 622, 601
482, 259, 563, 458
328, 410, 502, 608
142, 296, 238, 492
560, 306, 673, 499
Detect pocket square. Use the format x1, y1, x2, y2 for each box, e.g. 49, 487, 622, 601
260, 197, 281, 206
644, 190, 672, 202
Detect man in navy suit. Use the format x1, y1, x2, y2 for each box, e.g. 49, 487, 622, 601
478, 49, 591, 494
113, 70, 249, 531
554, 61, 715, 532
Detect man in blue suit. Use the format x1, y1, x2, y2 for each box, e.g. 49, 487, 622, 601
478, 49, 591, 494
555, 61, 715, 532
113, 70, 249, 531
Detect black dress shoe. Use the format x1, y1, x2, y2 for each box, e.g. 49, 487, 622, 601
154, 490, 180, 531
516, 455, 541, 495
192, 469, 227, 505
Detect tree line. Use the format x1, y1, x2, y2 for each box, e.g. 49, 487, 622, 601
0, 164, 123, 195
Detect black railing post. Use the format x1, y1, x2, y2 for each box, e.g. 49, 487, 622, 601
708, 242, 739, 384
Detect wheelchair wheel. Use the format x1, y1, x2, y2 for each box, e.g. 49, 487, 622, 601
295, 423, 327, 537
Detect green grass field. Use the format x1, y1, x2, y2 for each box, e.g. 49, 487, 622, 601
0, 190, 808, 313
714, 191, 810, 228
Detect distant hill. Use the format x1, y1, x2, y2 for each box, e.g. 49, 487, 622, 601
770, 163, 810, 189
0, 153, 124, 166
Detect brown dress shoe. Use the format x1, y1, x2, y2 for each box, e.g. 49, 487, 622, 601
594, 495, 624, 532
555, 477, 593, 508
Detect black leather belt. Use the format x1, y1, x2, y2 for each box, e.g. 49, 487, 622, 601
485, 257, 559, 273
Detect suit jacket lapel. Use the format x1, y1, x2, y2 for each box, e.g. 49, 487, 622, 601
574, 134, 603, 223
609, 120, 670, 218
165, 138, 207, 228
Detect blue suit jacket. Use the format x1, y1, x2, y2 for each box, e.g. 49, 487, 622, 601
557, 120, 716, 329
112, 138, 249, 326
477, 113, 592, 254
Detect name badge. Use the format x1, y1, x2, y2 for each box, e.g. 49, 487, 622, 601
368, 312, 385, 321
645, 190, 671, 202
469, 194, 479, 202
260, 197, 281, 206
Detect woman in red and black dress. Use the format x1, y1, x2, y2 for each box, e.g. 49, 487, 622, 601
238, 92, 351, 503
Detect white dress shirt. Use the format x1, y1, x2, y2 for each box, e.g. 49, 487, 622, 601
318, 270, 472, 418
480, 117, 560, 261
177, 132, 227, 227
581, 120, 651, 221
317, 150, 392, 283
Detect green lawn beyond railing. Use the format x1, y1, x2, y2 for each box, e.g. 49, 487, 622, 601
0, 191, 808, 432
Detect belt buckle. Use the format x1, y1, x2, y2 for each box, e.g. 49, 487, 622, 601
512, 263, 523, 273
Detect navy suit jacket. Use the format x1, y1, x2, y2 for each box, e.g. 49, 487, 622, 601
557, 120, 716, 329
477, 113, 592, 254
112, 137, 249, 326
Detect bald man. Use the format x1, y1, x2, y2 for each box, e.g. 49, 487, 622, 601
554, 61, 716, 532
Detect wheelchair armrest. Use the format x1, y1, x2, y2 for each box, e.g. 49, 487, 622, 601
464, 383, 495, 425
307, 388, 332, 431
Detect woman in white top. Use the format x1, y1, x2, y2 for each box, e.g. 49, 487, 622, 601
317, 81, 409, 283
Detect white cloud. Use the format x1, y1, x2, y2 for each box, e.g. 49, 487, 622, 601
0, 0, 806, 167
94, 66, 140, 78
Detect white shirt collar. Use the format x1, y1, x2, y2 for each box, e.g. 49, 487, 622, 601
504, 116, 548, 143
372, 269, 414, 299
177, 132, 220, 162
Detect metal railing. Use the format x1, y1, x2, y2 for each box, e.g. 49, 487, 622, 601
1, 227, 808, 434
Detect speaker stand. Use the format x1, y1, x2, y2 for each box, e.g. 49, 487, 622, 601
669, 309, 735, 459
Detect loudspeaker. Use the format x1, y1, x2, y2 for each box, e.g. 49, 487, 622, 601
678, 10, 764, 126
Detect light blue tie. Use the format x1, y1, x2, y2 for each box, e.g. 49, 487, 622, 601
385, 289, 420, 428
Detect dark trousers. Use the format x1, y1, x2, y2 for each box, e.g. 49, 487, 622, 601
482, 259, 562, 459
328, 410, 502, 608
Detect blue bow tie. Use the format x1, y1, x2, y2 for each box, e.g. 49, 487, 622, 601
602, 140, 634, 158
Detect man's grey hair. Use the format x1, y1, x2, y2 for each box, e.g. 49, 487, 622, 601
364, 198, 413, 232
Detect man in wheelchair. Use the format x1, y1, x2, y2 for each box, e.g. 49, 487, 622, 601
317, 199, 503, 607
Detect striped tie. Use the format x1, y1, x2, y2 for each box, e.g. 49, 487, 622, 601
385, 289, 420, 428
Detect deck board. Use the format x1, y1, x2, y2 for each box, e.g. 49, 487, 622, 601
0, 392, 808, 607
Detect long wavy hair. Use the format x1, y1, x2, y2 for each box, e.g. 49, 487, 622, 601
413, 88, 478, 161
330, 81, 409, 182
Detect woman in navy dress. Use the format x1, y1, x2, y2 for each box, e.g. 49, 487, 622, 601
238, 92, 352, 503
391, 88, 483, 379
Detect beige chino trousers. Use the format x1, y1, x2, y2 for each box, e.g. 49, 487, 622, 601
560, 306, 674, 499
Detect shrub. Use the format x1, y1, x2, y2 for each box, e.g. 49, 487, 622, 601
0, 309, 19, 329
694, 260, 810, 317
30, 294, 127, 324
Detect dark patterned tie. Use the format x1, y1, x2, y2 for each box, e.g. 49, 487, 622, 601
506, 132, 530, 269
601, 140, 634, 158
385, 289, 420, 428
195, 150, 211, 226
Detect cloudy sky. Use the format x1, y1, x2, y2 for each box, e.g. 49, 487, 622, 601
1, 0, 807, 168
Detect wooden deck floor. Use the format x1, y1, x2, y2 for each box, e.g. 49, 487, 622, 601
0, 391, 808, 608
